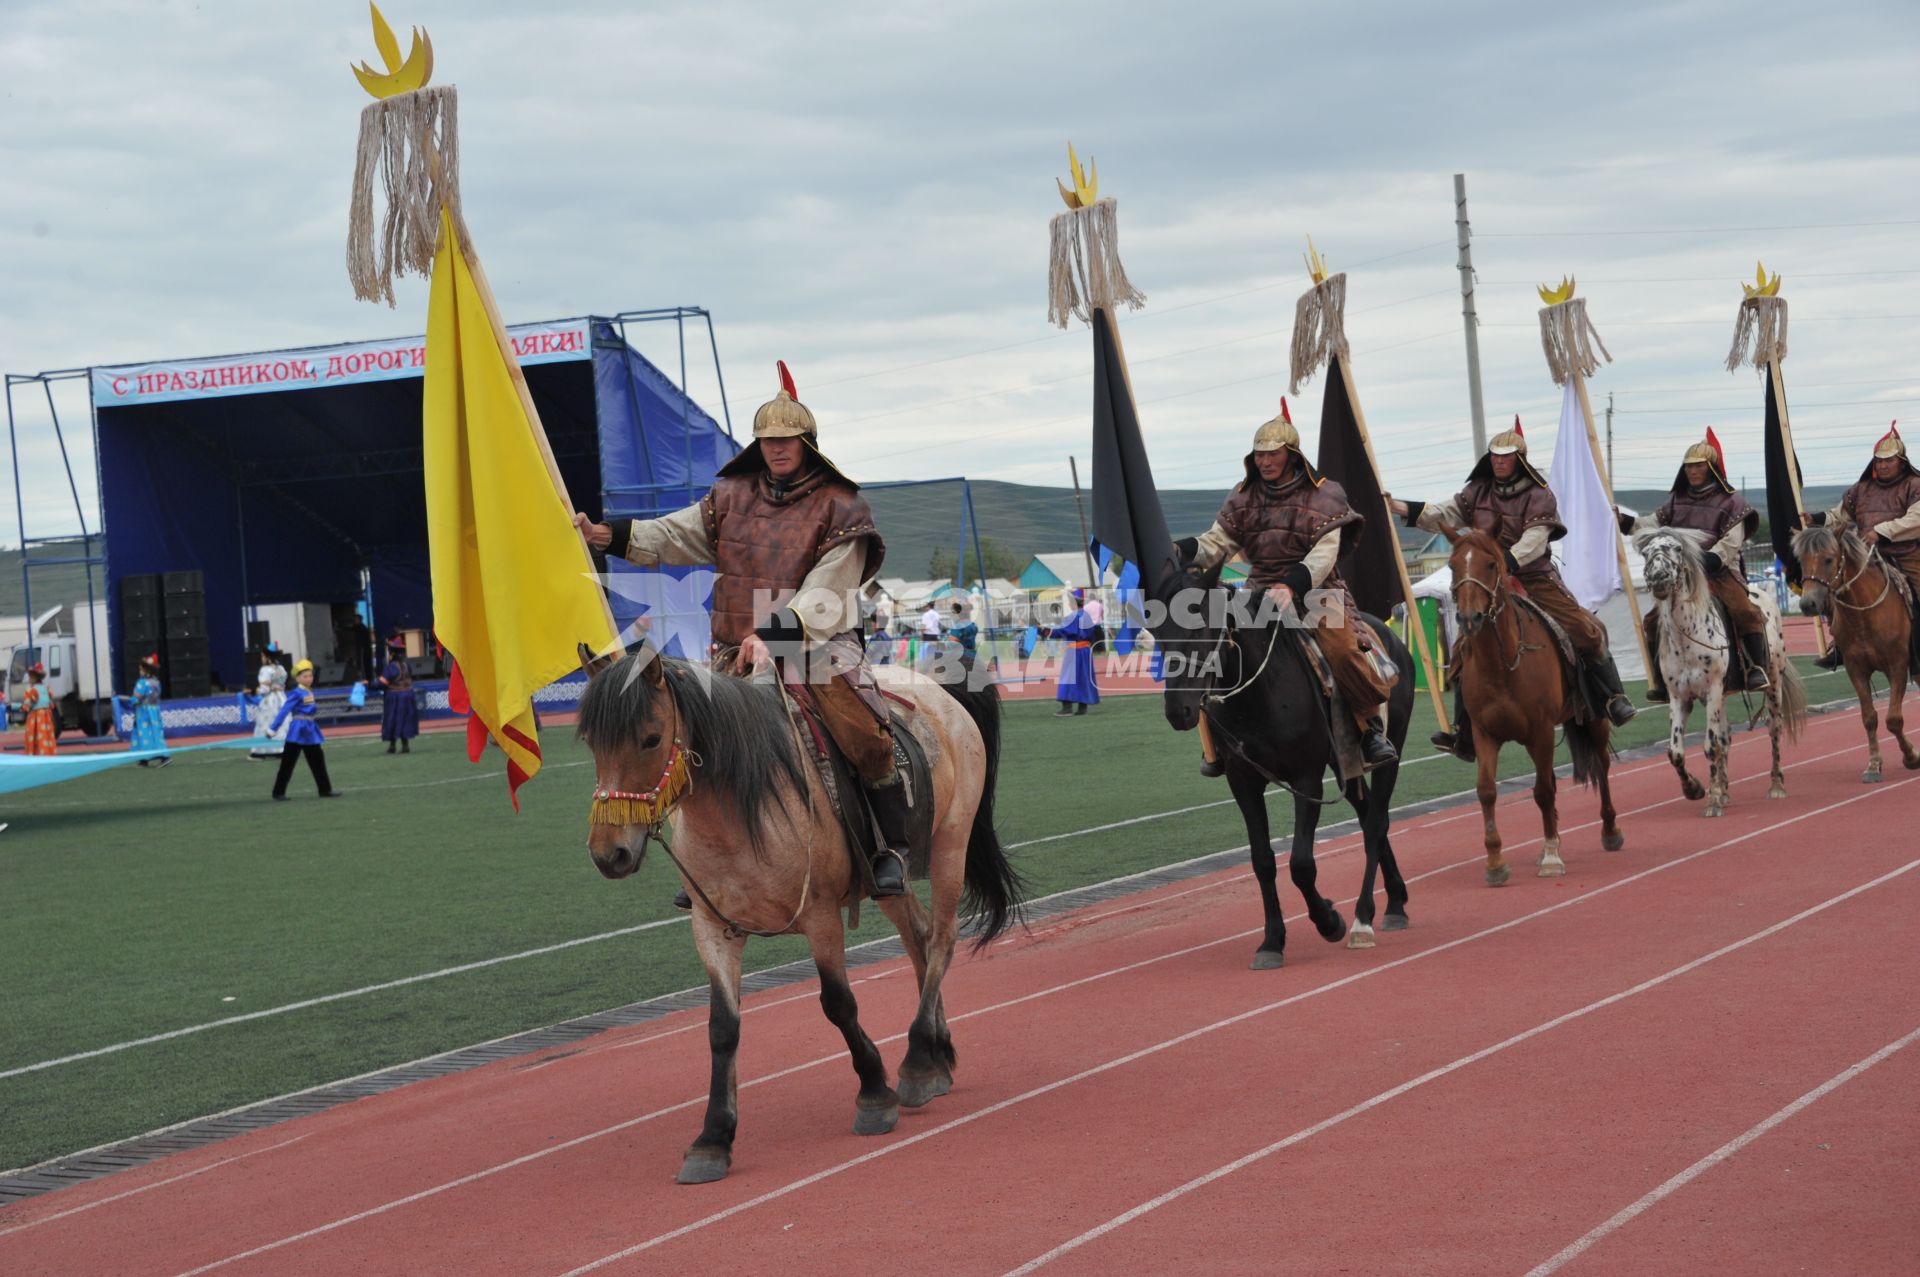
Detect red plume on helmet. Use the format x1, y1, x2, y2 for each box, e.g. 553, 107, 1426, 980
777, 360, 798, 402
1705, 426, 1727, 473
1512, 414, 1523, 437
1279, 396, 1292, 425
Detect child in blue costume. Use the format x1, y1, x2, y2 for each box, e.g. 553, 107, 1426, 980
270, 659, 341, 800
129, 653, 170, 766
377, 635, 418, 754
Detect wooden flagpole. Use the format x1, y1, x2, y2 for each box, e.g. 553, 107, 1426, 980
1571, 371, 1654, 680
1337, 356, 1451, 731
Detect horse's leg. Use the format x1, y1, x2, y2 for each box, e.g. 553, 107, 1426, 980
1851, 664, 1884, 783
1669, 695, 1705, 802
1887, 666, 1920, 770
1533, 729, 1566, 877
890, 816, 968, 1109
1703, 685, 1730, 817
1288, 775, 1348, 946
1766, 676, 1790, 799
1595, 721, 1624, 852
1232, 770, 1288, 970
1479, 736, 1508, 887
676, 915, 747, 1185
1345, 778, 1385, 949
804, 914, 901, 1136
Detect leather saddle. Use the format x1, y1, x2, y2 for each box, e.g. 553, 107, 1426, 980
780, 685, 935, 904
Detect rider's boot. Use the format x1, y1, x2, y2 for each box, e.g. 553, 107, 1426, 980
1198, 715, 1225, 778
1592, 654, 1638, 726
1430, 689, 1475, 761
673, 888, 692, 911
1740, 632, 1772, 690
1360, 717, 1398, 770
863, 778, 913, 899
1814, 642, 1843, 670
1643, 612, 1670, 704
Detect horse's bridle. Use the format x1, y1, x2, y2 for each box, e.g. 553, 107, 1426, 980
1803, 545, 1894, 613
1451, 560, 1538, 672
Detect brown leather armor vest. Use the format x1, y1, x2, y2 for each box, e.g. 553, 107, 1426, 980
1657, 487, 1758, 541
1215, 474, 1360, 590
703, 469, 885, 646
1844, 473, 1920, 566
1452, 476, 1565, 578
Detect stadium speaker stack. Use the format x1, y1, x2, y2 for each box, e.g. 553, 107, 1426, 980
161, 570, 211, 698
119, 574, 163, 693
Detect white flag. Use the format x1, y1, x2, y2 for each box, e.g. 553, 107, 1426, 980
1547, 380, 1621, 610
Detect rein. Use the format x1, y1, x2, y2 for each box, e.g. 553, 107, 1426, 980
1805, 547, 1894, 613
1452, 569, 1539, 672
1198, 612, 1341, 807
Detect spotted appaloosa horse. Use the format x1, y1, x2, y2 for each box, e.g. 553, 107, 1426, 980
1794, 523, 1919, 782
1441, 527, 1622, 884
577, 648, 1022, 1185
1637, 528, 1807, 814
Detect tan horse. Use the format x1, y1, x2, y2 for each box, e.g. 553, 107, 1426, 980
1794, 524, 1919, 781
1442, 527, 1623, 885
576, 648, 1022, 1185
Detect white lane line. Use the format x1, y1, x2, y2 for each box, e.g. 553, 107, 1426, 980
539, 778, 1920, 1277
0, 1135, 308, 1238
1521, 1024, 1920, 1277
1004, 858, 1920, 1275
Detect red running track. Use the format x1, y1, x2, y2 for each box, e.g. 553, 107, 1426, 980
2, 698, 1916, 1275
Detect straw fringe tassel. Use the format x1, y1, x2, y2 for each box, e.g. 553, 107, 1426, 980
347, 85, 465, 307
1537, 297, 1612, 386
1289, 272, 1349, 394
1047, 198, 1146, 329
1724, 295, 1788, 373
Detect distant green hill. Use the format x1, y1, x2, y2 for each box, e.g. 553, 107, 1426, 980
0, 541, 106, 617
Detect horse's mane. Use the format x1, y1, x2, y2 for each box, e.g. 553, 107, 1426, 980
577, 654, 808, 850
1791, 522, 1869, 571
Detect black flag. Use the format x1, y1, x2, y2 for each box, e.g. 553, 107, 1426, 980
1089, 307, 1180, 602
1761, 369, 1805, 584
1314, 354, 1399, 618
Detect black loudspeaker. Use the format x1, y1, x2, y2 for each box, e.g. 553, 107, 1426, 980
163, 570, 204, 595
119, 574, 161, 603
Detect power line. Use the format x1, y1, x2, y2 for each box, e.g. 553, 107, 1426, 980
1476, 219, 1920, 238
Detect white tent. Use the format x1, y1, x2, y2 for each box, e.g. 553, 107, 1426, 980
1411, 543, 1650, 680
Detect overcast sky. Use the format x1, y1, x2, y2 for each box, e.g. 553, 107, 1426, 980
3, 0, 1916, 540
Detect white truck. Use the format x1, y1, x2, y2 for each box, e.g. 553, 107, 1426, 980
5, 601, 117, 737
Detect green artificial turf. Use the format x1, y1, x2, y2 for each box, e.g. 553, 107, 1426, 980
0, 660, 1842, 1168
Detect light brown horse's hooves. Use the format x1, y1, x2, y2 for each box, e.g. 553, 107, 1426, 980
896, 1073, 950, 1109
1536, 859, 1566, 878
1863, 770, 1883, 784
853, 1099, 900, 1137
1767, 784, 1788, 800
1485, 865, 1510, 888
676, 1147, 730, 1185
1346, 925, 1376, 950
1601, 832, 1625, 852
1249, 949, 1285, 970
1702, 805, 1724, 819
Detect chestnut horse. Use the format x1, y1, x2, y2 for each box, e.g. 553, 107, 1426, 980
1793, 524, 1919, 781
576, 648, 1021, 1185
1442, 527, 1623, 884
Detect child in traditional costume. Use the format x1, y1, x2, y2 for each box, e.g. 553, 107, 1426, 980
270, 659, 339, 799
377, 635, 418, 753
250, 658, 288, 760
129, 653, 170, 766
20, 663, 57, 755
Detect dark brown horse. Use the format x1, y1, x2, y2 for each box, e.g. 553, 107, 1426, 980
1794, 523, 1918, 781
1442, 527, 1623, 884
576, 649, 1021, 1184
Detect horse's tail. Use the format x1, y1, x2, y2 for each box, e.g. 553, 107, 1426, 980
1566, 717, 1606, 787
1774, 657, 1809, 742
940, 679, 1026, 948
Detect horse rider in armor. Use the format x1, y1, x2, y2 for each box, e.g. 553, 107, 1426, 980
1388, 419, 1637, 760
574, 363, 912, 903
1177, 400, 1400, 777
1618, 435, 1770, 700
1804, 423, 1920, 669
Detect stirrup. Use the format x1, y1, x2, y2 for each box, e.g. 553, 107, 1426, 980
1742, 666, 1770, 691
1814, 646, 1843, 671
673, 888, 693, 912
1606, 696, 1638, 727
1360, 730, 1398, 770
1199, 756, 1225, 778
1430, 729, 1474, 762
869, 850, 908, 898
1645, 685, 1670, 704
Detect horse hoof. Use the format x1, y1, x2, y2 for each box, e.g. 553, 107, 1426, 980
1682, 784, 1705, 802
1381, 911, 1410, 931
1249, 949, 1286, 970
1346, 924, 1376, 950
676, 1147, 731, 1185
1601, 832, 1625, 853
1485, 865, 1510, 888
1317, 910, 1349, 944
1905, 757, 1920, 771
897, 1073, 951, 1109
853, 1099, 900, 1137
1536, 858, 1566, 878
1767, 784, 1788, 800
1863, 770, 1883, 785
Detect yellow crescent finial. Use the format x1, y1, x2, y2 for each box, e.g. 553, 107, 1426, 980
1304, 236, 1329, 285
1742, 259, 1783, 298
1536, 275, 1576, 306
1057, 142, 1099, 210
353, 4, 433, 100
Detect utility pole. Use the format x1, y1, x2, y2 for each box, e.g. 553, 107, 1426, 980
1454, 173, 1487, 457
1068, 455, 1099, 596
1606, 391, 1615, 479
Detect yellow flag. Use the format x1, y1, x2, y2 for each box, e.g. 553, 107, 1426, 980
423, 208, 617, 806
